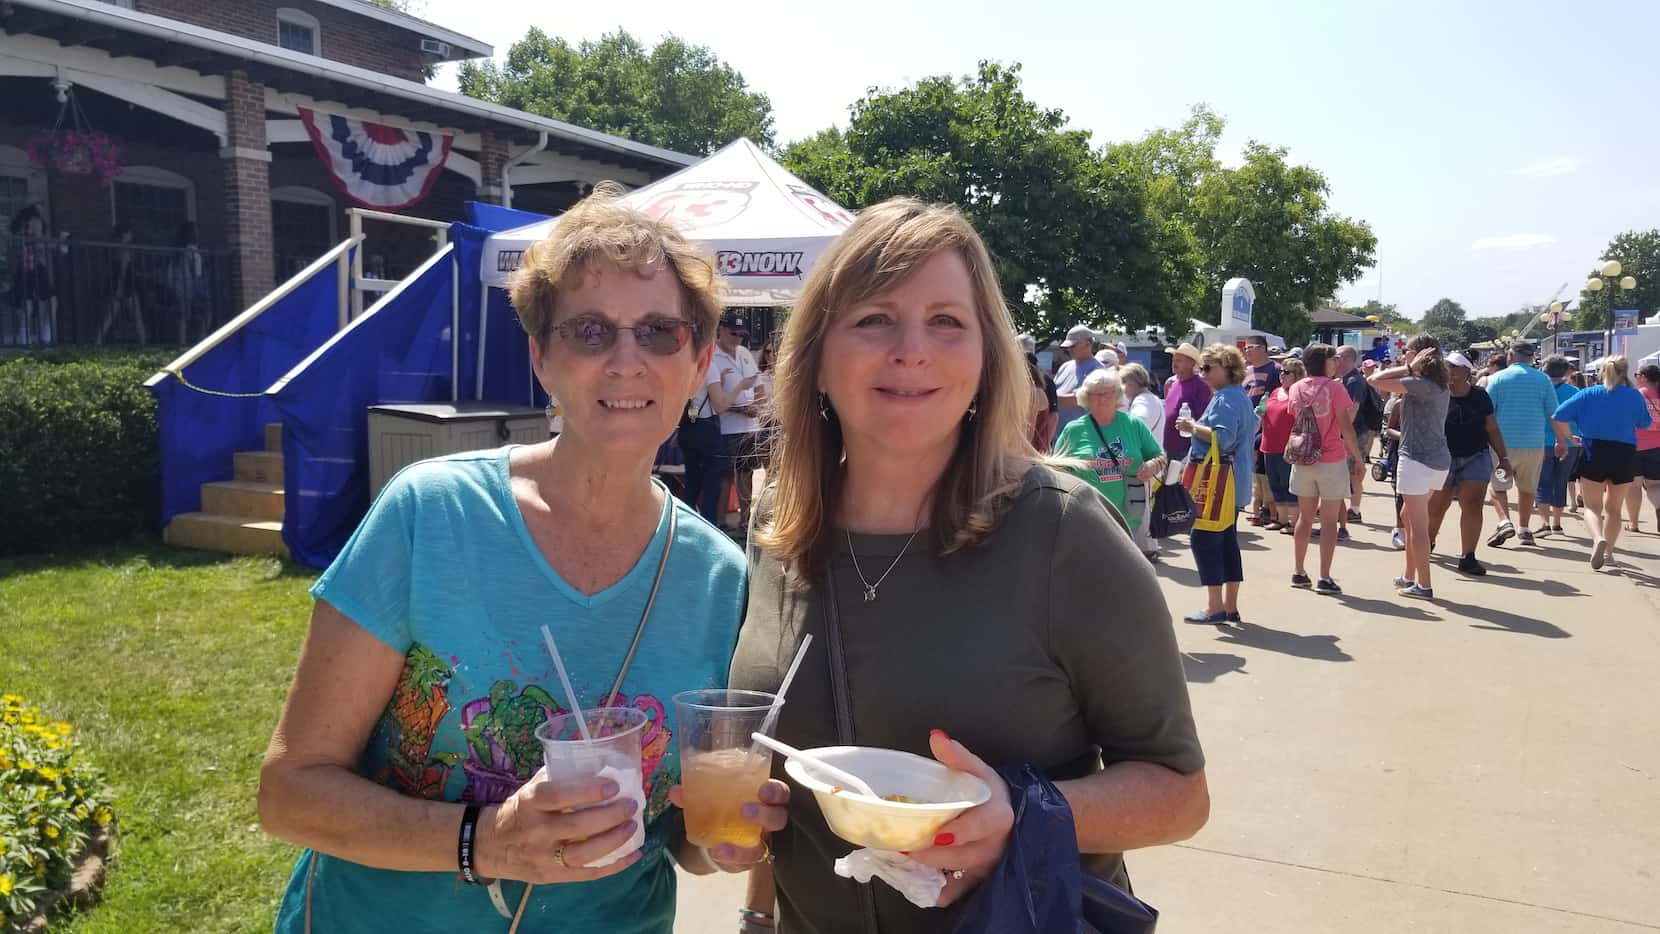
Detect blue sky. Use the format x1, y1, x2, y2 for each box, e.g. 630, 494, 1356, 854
427, 0, 1659, 322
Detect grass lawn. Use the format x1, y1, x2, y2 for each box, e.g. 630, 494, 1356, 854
0, 539, 314, 932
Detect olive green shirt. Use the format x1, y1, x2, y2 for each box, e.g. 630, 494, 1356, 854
729, 465, 1203, 934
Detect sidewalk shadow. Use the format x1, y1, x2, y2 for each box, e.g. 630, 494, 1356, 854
1333, 594, 1439, 621
1435, 597, 1571, 638
1215, 622, 1353, 662
1181, 652, 1248, 683
1462, 571, 1583, 597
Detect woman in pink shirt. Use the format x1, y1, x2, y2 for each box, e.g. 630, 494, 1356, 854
1623, 363, 1660, 532
1258, 358, 1305, 533
1286, 344, 1364, 594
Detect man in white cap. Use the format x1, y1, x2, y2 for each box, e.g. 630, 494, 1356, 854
1162, 342, 1212, 467
1053, 324, 1102, 437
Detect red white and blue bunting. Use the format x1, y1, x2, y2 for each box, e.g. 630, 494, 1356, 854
297, 107, 453, 210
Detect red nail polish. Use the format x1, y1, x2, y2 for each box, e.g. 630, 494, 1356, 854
931, 729, 949, 742
934, 833, 955, 847
899, 851, 910, 856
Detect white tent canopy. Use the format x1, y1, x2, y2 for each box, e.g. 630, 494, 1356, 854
481, 138, 855, 306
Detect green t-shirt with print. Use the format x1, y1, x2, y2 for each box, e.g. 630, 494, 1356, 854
1053, 413, 1164, 526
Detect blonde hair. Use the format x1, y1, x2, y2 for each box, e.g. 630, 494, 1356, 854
755, 197, 1036, 578
1201, 344, 1248, 385
1601, 354, 1629, 390
507, 181, 721, 351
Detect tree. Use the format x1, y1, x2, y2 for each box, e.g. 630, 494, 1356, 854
1188, 142, 1377, 342
1420, 298, 1468, 345
1338, 300, 1410, 331
457, 29, 775, 155
782, 62, 1186, 338
1573, 229, 1660, 331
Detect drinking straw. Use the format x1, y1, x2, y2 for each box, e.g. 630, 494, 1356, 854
541, 624, 593, 744
750, 634, 812, 756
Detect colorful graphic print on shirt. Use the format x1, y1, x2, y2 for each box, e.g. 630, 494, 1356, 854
372, 642, 677, 822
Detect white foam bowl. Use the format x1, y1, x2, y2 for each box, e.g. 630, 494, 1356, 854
784, 745, 991, 851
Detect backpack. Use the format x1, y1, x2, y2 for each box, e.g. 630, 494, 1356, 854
1284, 400, 1324, 466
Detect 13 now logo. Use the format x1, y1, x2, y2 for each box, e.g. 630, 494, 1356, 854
718, 251, 805, 278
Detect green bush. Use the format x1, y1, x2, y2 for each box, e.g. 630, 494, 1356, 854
0, 693, 115, 931
0, 350, 171, 556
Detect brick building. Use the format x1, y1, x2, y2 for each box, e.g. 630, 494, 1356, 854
0, 0, 692, 346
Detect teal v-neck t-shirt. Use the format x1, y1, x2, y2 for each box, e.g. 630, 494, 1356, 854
275, 447, 746, 934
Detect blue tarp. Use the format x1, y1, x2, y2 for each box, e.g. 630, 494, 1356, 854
270, 222, 552, 568
271, 247, 459, 567
465, 201, 548, 232
149, 258, 345, 527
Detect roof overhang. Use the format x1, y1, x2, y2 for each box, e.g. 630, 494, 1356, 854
1, 0, 695, 174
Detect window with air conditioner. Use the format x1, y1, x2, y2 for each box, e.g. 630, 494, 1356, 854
276, 9, 320, 55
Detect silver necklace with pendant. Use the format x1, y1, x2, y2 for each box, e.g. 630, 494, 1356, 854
847, 526, 923, 602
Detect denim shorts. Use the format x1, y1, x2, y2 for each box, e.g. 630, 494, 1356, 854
1443, 450, 1492, 487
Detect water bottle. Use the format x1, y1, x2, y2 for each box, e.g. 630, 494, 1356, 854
1177, 402, 1193, 438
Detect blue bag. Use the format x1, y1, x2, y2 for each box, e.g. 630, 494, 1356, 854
949, 764, 1157, 934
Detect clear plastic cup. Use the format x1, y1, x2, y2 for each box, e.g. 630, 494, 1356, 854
673, 689, 778, 849
534, 706, 649, 868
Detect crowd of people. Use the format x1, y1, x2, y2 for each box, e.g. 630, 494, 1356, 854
1031, 328, 1659, 619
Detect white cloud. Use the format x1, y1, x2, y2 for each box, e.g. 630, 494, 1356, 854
1471, 233, 1557, 251
1510, 156, 1580, 178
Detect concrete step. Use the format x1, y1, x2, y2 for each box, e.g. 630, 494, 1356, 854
265, 422, 282, 453
234, 450, 284, 485
164, 512, 288, 558
200, 480, 284, 521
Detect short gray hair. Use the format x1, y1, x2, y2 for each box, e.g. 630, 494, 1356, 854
1077, 367, 1122, 404
1337, 345, 1359, 359
1118, 362, 1152, 394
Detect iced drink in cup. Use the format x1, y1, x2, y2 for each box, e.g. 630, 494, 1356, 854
674, 689, 778, 849
534, 706, 649, 868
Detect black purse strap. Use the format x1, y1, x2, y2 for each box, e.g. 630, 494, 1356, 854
1087, 418, 1123, 472
822, 563, 880, 934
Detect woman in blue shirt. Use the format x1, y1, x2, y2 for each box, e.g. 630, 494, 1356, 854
259, 186, 787, 934
1174, 344, 1259, 624
1551, 355, 1654, 570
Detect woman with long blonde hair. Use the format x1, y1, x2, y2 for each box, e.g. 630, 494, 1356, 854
728, 198, 1207, 933
1552, 355, 1654, 569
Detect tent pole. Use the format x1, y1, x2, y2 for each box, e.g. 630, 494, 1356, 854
451, 250, 460, 402
476, 282, 489, 401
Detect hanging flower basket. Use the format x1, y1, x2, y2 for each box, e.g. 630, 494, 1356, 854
25, 129, 123, 186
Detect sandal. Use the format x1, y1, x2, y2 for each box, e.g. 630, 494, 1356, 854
1264, 520, 1285, 531
1280, 524, 1296, 535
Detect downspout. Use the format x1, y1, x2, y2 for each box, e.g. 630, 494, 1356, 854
501, 131, 547, 209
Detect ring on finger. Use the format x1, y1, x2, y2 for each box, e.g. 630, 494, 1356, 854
947, 869, 966, 880
553, 843, 567, 869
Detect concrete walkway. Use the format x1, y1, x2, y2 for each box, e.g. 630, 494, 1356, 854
676, 478, 1660, 932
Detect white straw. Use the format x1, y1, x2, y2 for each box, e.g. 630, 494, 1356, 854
541, 624, 593, 744
751, 634, 812, 754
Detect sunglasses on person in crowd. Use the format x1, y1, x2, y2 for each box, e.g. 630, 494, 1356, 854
549, 314, 698, 356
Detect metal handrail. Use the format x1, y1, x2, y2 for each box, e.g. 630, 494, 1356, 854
266, 243, 457, 396
143, 236, 362, 388
346, 207, 451, 320
345, 207, 452, 231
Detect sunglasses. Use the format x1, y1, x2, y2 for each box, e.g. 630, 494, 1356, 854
549, 314, 697, 356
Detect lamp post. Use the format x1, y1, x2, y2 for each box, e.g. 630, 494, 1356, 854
1541, 301, 1566, 355
1585, 259, 1637, 357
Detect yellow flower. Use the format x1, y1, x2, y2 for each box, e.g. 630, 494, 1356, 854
35, 788, 46, 802
0, 755, 12, 769
53, 722, 73, 736
75, 805, 89, 820
37, 767, 59, 782
45, 740, 63, 750
95, 808, 112, 826
45, 825, 59, 839
18, 760, 34, 771
0, 873, 12, 895
2, 713, 16, 725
